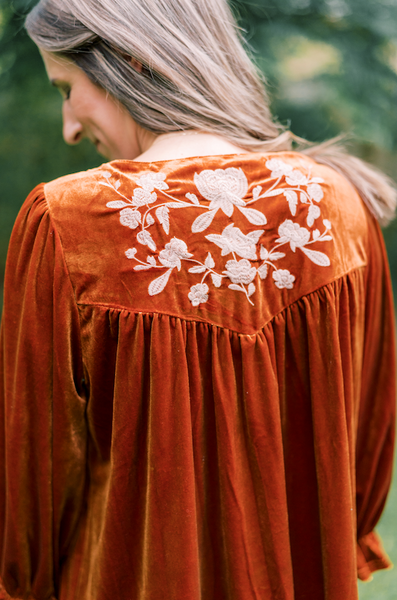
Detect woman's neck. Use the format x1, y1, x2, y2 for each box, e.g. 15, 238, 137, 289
133, 131, 249, 162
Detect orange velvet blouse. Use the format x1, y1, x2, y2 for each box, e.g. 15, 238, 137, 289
0, 152, 395, 600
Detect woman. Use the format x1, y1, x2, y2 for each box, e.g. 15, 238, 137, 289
0, 0, 395, 599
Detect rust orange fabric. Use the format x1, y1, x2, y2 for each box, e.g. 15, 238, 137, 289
0, 152, 395, 600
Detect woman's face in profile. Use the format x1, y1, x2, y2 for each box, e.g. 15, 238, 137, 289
40, 50, 145, 161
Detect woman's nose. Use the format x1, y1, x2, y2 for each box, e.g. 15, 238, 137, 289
62, 102, 83, 145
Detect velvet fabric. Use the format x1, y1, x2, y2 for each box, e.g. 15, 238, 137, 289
0, 152, 395, 600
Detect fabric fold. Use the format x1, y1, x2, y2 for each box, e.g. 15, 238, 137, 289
357, 531, 393, 581
0, 153, 395, 600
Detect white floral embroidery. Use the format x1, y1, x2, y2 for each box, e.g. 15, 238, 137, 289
272, 269, 295, 290
265, 159, 294, 178
103, 163, 333, 308
263, 159, 325, 226
276, 220, 311, 251
223, 259, 257, 284
194, 168, 248, 216
120, 208, 141, 229
137, 172, 169, 192
188, 284, 209, 306
131, 188, 157, 207
206, 224, 263, 259
191, 167, 267, 231
158, 238, 193, 270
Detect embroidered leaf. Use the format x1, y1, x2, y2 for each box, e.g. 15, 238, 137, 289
102, 171, 112, 179
307, 183, 324, 202
260, 245, 269, 261
166, 201, 192, 208
211, 273, 222, 287
228, 284, 244, 292
205, 252, 215, 269
284, 190, 298, 216
155, 206, 170, 234
146, 214, 155, 226
307, 204, 321, 227
253, 185, 262, 200
134, 265, 152, 271
321, 235, 333, 241
258, 264, 268, 280
186, 192, 200, 205
246, 230, 264, 243
248, 283, 256, 297
263, 188, 283, 198
323, 219, 332, 230
313, 229, 321, 240
107, 200, 129, 208
148, 268, 173, 296
188, 265, 206, 273
310, 177, 325, 184
300, 192, 308, 204
137, 230, 156, 252
147, 256, 157, 266
192, 209, 217, 233
115, 181, 121, 190
125, 248, 137, 259
269, 252, 286, 261
238, 206, 267, 225
301, 247, 330, 267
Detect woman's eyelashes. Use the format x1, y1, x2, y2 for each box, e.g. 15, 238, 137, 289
61, 86, 71, 100
52, 81, 71, 100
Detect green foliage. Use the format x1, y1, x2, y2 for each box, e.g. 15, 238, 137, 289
234, 0, 397, 145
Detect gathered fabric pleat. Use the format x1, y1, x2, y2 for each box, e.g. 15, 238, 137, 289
59, 267, 389, 600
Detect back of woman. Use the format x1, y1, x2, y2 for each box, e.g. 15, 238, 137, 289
0, 1, 395, 600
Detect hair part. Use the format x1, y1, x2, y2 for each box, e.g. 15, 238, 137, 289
26, 0, 396, 224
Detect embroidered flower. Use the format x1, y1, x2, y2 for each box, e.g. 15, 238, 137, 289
223, 259, 257, 285
206, 224, 263, 259
194, 168, 248, 217
158, 237, 193, 271
276, 220, 310, 251
272, 269, 295, 290
265, 159, 293, 178
119, 208, 141, 229
137, 172, 169, 192
131, 188, 157, 207
285, 170, 308, 187
188, 283, 209, 306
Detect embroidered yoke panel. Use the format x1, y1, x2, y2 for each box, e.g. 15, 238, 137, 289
44, 152, 368, 334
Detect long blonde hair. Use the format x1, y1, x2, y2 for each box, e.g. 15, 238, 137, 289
26, 0, 396, 223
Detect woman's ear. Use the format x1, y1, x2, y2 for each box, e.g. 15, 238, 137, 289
129, 57, 143, 73
117, 49, 143, 73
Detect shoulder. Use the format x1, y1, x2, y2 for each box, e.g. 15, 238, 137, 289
263, 151, 368, 225
44, 164, 110, 209
264, 150, 370, 259
22, 151, 378, 331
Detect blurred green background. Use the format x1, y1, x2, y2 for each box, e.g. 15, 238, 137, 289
0, 0, 396, 597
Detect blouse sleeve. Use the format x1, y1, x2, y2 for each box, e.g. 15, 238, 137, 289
356, 215, 396, 581
0, 186, 88, 599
